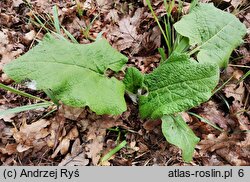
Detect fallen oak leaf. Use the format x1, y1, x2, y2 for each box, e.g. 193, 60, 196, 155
12, 119, 50, 153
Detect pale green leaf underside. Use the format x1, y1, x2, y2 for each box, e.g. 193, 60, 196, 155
3, 35, 128, 115
139, 53, 219, 119
174, 3, 247, 68
161, 114, 200, 162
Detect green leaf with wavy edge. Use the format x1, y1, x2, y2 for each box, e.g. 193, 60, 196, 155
139, 52, 219, 119
3, 34, 128, 115
161, 114, 200, 162
174, 3, 247, 68
123, 67, 144, 94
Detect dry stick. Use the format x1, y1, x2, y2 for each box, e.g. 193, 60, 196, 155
228, 64, 250, 69
212, 75, 234, 95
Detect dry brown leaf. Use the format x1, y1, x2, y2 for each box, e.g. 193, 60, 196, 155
198, 130, 250, 165
84, 116, 123, 165
0, 13, 19, 27
202, 154, 227, 166
0, 120, 5, 132
62, 105, 84, 121
197, 133, 236, 153
12, 119, 50, 153
59, 138, 89, 166
47, 111, 66, 148
216, 147, 248, 165
130, 54, 161, 73
21, 30, 36, 45
51, 126, 79, 158
105, 9, 119, 23
86, 136, 104, 165
107, 8, 161, 56
0, 29, 23, 71
224, 82, 245, 104
198, 101, 233, 130
96, 0, 113, 11
0, 143, 17, 155
108, 12, 142, 53
143, 119, 161, 131
238, 46, 250, 65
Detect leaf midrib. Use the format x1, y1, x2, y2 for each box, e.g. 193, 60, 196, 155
14, 59, 122, 76
196, 20, 235, 50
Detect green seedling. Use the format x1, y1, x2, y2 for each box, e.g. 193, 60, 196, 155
100, 140, 127, 164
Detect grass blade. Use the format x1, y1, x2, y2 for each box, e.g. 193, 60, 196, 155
0, 102, 53, 116
145, 0, 171, 53
212, 75, 234, 95
52, 5, 61, 35
188, 112, 223, 132
62, 27, 78, 43
158, 47, 167, 62
100, 140, 127, 164
0, 83, 48, 102
238, 70, 250, 84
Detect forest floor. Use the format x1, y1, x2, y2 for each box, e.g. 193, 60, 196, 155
0, 0, 250, 166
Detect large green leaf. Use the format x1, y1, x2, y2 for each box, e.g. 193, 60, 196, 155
139, 53, 219, 119
161, 114, 200, 162
174, 3, 247, 68
3, 35, 128, 115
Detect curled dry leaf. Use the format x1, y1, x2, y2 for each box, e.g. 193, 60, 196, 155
59, 138, 89, 166
47, 111, 66, 149
51, 126, 79, 158
12, 119, 50, 153
108, 9, 142, 53
21, 30, 36, 45
201, 154, 227, 166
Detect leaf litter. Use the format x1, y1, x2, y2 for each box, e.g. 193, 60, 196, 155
0, 0, 250, 166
